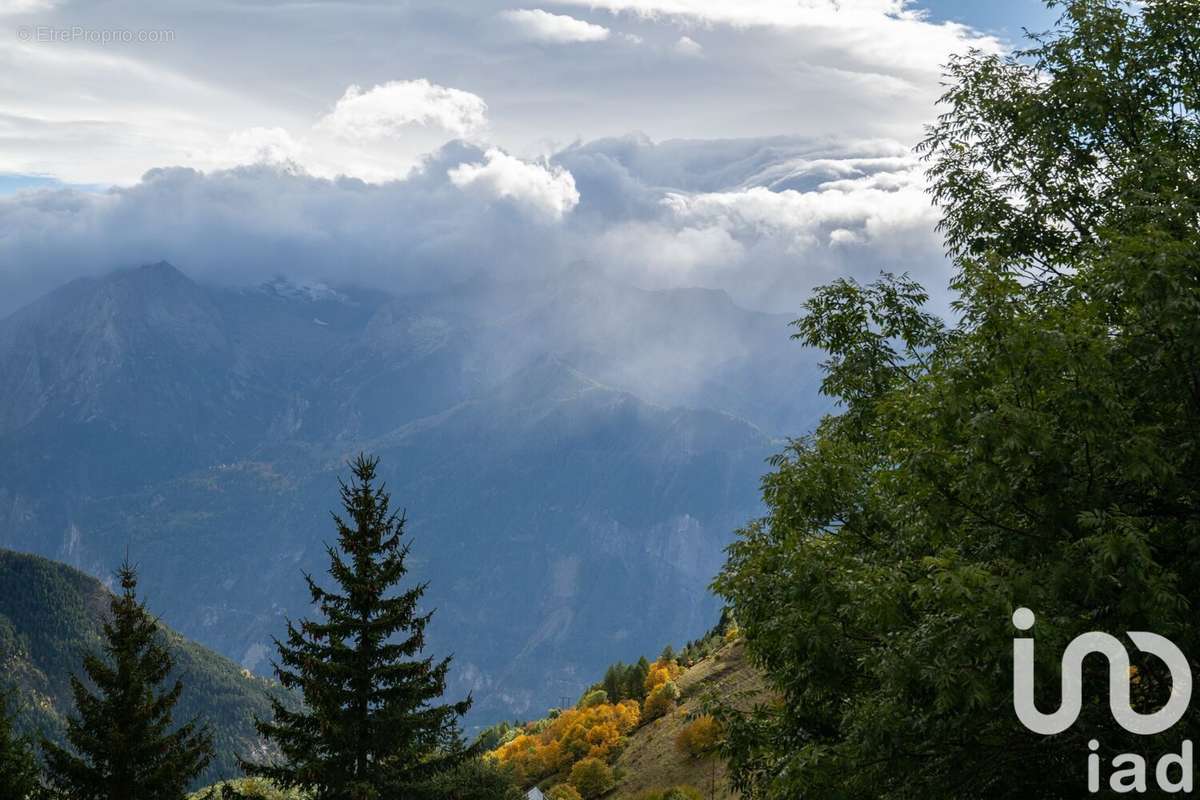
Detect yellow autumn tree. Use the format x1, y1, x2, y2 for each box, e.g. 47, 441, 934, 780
642, 680, 679, 721
643, 657, 683, 694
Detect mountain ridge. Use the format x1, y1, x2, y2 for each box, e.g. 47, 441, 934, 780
0, 262, 815, 727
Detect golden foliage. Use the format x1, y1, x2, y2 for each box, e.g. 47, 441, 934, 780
488, 700, 640, 785
644, 658, 683, 694
674, 715, 721, 758
642, 680, 679, 721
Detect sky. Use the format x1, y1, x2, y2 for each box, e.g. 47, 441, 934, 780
0, 0, 1064, 316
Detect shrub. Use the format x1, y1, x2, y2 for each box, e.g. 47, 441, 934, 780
546, 785, 584, 800
577, 688, 608, 709
675, 715, 721, 758
642, 680, 679, 721
628, 787, 702, 800
188, 778, 305, 800
569, 757, 614, 799
662, 787, 703, 800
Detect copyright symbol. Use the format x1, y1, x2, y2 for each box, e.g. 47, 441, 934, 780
17, 26, 31, 41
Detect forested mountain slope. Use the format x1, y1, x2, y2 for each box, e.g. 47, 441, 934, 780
0, 548, 289, 787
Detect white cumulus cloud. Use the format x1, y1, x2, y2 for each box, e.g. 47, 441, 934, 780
449, 148, 580, 220
502, 8, 612, 43
673, 35, 702, 56
662, 171, 934, 246
316, 80, 489, 142
221, 127, 305, 166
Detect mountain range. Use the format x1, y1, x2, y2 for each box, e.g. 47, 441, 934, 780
0, 261, 823, 726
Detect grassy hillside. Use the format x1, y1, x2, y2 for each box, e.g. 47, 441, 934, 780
486, 629, 768, 800
0, 548, 291, 787
609, 640, 764, 799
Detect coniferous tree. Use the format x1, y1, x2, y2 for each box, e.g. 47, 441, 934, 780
0, 687, 42, 800
601, 664, 624, 703
245, 454, 472, 800
41, 562, 213, 800
625, 658, 650, 702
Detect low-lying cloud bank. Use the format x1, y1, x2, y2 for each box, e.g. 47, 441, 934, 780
0, 134, 946, 317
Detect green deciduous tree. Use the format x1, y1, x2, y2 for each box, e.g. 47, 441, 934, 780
244, 454, 472, 800
712, 1, 1200, 798
568, 757, 614, 799
42, 563, 213, 800
577, 689, 608, 709
0, 687, 41, 800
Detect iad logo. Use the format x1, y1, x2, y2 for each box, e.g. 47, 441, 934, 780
1012, 608, 1195, 793
1012, 607, 1192, 735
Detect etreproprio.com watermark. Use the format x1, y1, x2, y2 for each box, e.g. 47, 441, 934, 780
17, 25, 175, 44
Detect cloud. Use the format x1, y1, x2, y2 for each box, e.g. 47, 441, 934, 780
548, 0, 919, 28
660, 171, 932, 242
548, 0, 1003, 71
648, 162, 940, 291
316, 80, 489, 142
0, 0, 1012, 189
221, 127, 305, 166
0, 135, 949, 319
502, 9, 611, 43
0, 0, 55, 13
556, 135, 948, 309
672, 35, 702, 56
0, 38, 252, 185
449, 148, 580, 220
592, 222, 743, 284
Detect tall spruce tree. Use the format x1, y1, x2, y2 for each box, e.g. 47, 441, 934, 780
245, 454, 471, 800
41, 562, 213, 800
0, 687, 42, 800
